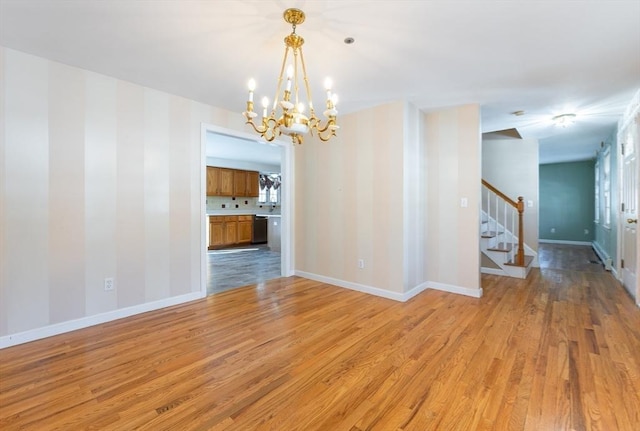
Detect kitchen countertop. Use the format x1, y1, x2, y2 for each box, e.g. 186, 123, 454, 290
206, 212, 281, 217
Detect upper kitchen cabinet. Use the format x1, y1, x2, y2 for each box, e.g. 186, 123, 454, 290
246, 171, 260, 197
206, 167, 234, 196
234, 170, 260, 197
207, 166, 259, 197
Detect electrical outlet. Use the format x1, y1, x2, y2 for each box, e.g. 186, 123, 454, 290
550, 228, 556, 233
358, 259, 365, 269
104, 277, 114, 291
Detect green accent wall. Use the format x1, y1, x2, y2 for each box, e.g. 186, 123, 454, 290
539, 161, 595, 242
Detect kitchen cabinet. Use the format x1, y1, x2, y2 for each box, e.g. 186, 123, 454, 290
209, 217, 225, 249
207, 166, 259, 197
208, 215, 253, 249
233, 170, 260, 197
246, 171, 260, 197
224, 216, 238, 245
206, 167, 234, 196
237, 215, 253, 244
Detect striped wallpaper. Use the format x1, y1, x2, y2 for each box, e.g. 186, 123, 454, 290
0, 47, 244, 339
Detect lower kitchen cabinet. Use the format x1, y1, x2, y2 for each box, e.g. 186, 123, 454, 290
209, 218, 224, 249
224, 216, 237, 245
237, 215, 253, 244
208, 215, 253, 249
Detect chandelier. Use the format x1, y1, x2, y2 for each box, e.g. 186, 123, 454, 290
243, 8, 339, 145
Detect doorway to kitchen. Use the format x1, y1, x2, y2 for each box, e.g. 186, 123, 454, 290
200, 124, 293, 296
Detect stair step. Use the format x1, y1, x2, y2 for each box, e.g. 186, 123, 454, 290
487, 243, 513, 252
505, 255, 534, 268
481, 231, 503, 238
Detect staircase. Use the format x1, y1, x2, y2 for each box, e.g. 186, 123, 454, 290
481, 180, 535, 279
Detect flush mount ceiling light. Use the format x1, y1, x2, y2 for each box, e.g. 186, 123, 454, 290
552, 113, 577, 127
243, 8, 339, 145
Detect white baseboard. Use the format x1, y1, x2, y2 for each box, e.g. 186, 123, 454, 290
0, 291, 204, 349
481, 267, 506, 276
539, 239, 593, 246
428, 281, 483, 298
294, 270, 407, 301
294, 271, 483, 302
591, 241, 609, 264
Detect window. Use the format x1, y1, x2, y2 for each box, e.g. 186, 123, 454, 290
258, 174, 281, 204
257, 186, 279, 204
594, 161, 600, 224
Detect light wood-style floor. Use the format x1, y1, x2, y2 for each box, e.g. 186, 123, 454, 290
1, 245, 639, 430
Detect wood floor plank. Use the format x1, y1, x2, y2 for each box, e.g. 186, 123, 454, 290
1, 244, 639, 430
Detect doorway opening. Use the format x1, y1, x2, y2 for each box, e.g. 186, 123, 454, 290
200, 124, 294, 296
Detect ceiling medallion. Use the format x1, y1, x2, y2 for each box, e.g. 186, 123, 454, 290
243, 8, 339, 145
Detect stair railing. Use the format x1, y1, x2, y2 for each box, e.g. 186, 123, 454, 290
481, 179, 525, 265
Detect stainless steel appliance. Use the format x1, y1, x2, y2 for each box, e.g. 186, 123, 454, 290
252, 215, 268, 244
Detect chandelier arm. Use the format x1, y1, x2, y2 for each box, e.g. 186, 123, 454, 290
317, 128, 336, 142
315, 118, 335, 134
246, 117, 281, 142
245, 118, 267, 135
263, 117, 278, 141
298, 47, 315, 114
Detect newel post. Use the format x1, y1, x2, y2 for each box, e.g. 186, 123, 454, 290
516, 197, 525, 266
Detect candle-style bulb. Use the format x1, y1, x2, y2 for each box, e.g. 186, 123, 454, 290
324, 77, 332, 101
286, 66, 293, 92
261, 97, 269, 118
248, 78, 256, 102
331, 94, 339, 106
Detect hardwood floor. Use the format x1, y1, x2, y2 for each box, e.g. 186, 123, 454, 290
1, 245, 639, 430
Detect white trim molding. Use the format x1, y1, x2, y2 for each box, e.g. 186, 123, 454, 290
539, 239, 593, 246
294, 271, 483, 302
0, 291, 204, 349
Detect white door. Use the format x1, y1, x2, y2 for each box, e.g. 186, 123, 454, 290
620, 112, 639, 304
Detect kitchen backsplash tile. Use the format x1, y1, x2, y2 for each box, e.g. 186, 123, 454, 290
206, 196, 280, 215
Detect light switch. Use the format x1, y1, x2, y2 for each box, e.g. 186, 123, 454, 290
527, 200, 533, 208
461, 197, 468, 208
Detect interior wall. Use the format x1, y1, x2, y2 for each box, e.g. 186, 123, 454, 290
425, 104, 482, 294
403, 103, 427, 291
294, 101, 405, 294
539, 160, 595, 242
482, 137, 539, 252
0, 47, 246, 341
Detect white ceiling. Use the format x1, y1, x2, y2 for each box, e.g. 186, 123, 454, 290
206, 131, 282, 167
1, 0, 639, 164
